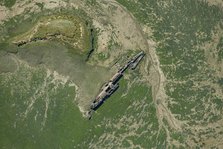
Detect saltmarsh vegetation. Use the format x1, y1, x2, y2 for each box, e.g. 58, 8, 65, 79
0, 7, 92, 54
11, 14, 90, 52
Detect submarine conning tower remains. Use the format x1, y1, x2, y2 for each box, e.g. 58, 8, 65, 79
89, 51, 145, 115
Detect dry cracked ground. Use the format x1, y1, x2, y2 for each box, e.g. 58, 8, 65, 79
0, 0, 223, 148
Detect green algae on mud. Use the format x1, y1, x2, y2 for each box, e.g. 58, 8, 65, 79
0, 54, 154, 148
77, 79, 159, 148
0, 63, 89, 148
0, 13, 157, 147
115, 0, 223, 148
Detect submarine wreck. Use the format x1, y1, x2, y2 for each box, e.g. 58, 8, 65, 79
88, 51, 145, 118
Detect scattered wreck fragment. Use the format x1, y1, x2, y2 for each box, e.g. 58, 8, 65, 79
88, 51, 145, 119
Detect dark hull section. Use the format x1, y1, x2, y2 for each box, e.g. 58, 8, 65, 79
112, 74, 123, 84
91, 85, 119, 111
91, 97, 106, 111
